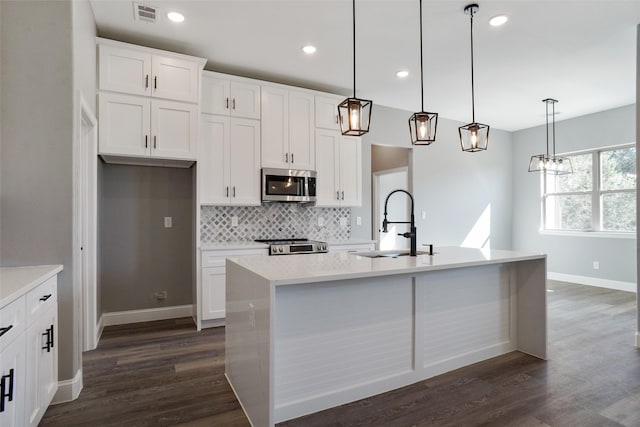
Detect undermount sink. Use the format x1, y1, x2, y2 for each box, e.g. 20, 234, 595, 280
354, 250, 433, 258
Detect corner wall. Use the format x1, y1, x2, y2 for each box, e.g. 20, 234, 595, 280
512, 104, 637, 288
1, 0, 75, 380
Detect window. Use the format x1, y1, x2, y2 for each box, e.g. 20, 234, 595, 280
543, 145, 636, 233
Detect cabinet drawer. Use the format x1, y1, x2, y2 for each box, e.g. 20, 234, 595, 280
0, 296, 25, 347
25, 276, 57, 321
201, 249, 267, 267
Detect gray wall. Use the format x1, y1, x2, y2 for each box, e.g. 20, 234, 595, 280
100, 164, 193, 312
512, 104, 637, 284
351, 105, 514, 251
1, 0, 76, 381
636, 24, 639, 337
371, 145, 410, 173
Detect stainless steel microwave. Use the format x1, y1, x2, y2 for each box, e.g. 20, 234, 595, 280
261, 168, 317, 203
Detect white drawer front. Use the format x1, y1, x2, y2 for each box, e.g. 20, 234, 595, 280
201, 249, 267, 267
0, 296, 25, 347
25, 276, 57, 321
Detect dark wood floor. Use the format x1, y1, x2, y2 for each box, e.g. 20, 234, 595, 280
42, 281, 639, 427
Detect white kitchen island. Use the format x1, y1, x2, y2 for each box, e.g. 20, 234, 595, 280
225, 246, 546, 427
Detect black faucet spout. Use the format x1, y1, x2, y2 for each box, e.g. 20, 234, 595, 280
382, 189, 417, 256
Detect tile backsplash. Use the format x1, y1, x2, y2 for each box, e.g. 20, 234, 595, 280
201, 205, 351, 243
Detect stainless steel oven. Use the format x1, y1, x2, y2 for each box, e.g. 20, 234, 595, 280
261, 168, 317, 204
255, 239, 328, 255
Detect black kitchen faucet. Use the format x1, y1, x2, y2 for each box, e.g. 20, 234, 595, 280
382, 189, 417, 256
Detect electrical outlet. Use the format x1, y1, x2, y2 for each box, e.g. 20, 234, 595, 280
593, 261, 600, 270
231, 216, 239, 227
339, 218, 348, 227
154, 291, 167, 300
422, 211, 427, 220
356, 216, 362, 226
318, 217, 325, 226
164, 217, 172, 228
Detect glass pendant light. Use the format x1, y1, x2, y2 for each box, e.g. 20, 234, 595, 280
338, 0, 372, 136
409, 0, 438, 145
528, 98, 573, 174
459, 3, 489, 152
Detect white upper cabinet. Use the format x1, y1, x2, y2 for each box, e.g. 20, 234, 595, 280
199, 114, 260, 205
201, 72, 260, 119
315, 129, 361, 207
99, 42, 201, 103
261, 85, 315, 170
98, 93, 197, 161
97, 39, 205, 163
315, 95, 342, 131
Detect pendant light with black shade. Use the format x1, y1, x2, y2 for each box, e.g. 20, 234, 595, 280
338, 0, 372, 136
409, 0, 438, 145
459, 3, 489, 152
528, 98, 572, 175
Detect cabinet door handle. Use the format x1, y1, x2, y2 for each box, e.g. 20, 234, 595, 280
145, 135, 148, 148
341, 191, 345, 200
232, 98, 236, 109
0, 325, 13, 338
233, 187, 236, 197
226, 186, 229, 197
39, 294, 52, 302
225, 97, 229, 109
1, 368, 14, 413
285, 153, 289, 163
41, 325, 54, 352
145, 74, 149, 89
154, 76, 157, 90
153, 135, 157, 149
336, 191, 340, 200
291, 153, 294, 163
336, 114, 339, 124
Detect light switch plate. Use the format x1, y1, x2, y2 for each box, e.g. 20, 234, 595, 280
339, 217, 348, 227
318, 217, 325, 227
356, 216, 362, 226
231, 216, 239, 227
164, 217, 172, 228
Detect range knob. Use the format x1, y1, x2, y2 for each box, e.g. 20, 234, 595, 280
278, 246, 284, 253
271, 246, 278, 254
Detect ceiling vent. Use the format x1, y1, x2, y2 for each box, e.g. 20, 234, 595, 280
133, 3, 157, 23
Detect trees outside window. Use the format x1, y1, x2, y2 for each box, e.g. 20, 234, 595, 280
543, 145, 636, 233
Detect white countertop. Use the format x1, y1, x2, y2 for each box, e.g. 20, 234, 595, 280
0, 265, 63, 308
230, 246, 546, 286
200, 241, 269, 251
200, 239, 375, 251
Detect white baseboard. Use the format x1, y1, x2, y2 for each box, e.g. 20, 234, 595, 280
52, 369, 83, 404
548, 272, 637, 293
102, 304, 194, 326
96, 314, 104, 345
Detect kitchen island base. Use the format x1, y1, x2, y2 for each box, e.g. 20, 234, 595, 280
225, 248, 546, 426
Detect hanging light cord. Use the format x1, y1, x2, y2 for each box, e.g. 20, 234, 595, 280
419, 0, 424, 112
469, 8, 476, 123
352, 0, 356, 99
551, 100, 556, 156
545, 100, 550, 156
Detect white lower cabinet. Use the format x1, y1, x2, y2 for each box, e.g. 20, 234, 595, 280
200, 248, 268, 322
0, 270, 59, 427
0, 300, 26, 427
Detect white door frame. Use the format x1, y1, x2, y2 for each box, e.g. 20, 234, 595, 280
76, 93, 99, 351
372, 166, 409, 250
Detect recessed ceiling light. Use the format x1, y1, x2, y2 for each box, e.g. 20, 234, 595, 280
167, 11, 185, 23
302, 45, 317, 54
489, 15, 508, 27
396, 70, 409, 78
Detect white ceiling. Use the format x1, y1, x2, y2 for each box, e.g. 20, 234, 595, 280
90, 0, 640, 131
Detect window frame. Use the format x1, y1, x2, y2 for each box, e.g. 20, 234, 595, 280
541, 143, 636, 235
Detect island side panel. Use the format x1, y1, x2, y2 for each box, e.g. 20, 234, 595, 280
273, 275, 414, 423
225, 260, 273, 427
417, 264, 516, 377
515, 257, 547, 359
